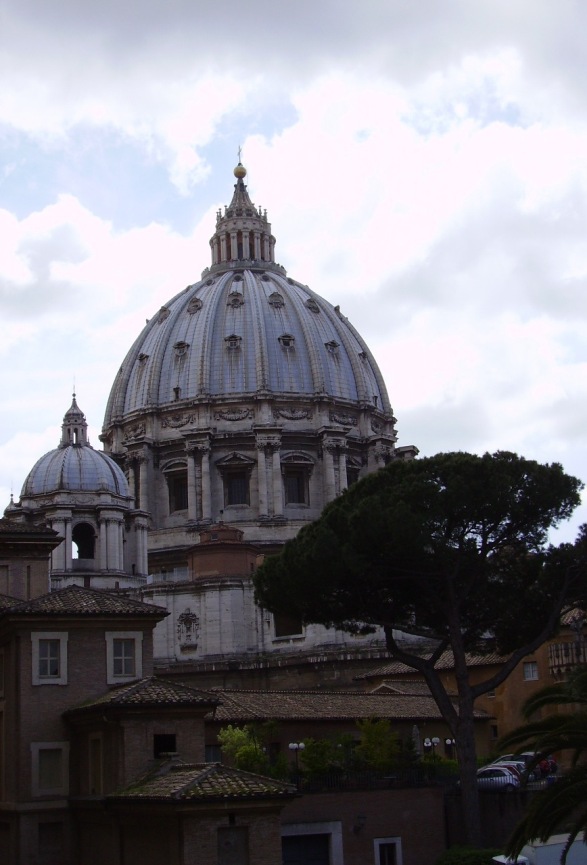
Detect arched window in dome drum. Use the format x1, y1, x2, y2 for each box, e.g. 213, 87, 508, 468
72, 523, 95, 560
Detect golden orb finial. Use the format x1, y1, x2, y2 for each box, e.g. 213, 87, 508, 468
234, 162, 247, 179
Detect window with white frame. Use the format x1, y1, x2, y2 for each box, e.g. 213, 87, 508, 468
31, 633, 68, 686
374, 837, 402, 865
105, 631, 143, 685
31, 742, 70, 797
523, 661, 539, 681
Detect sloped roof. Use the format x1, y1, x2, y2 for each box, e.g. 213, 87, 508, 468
356, 650, 508, 680
3, 585, 166, 618
370, 680, 455, 697
0, 592, 22, 611
65, 677, 218, 715
110, 761, 295, 803
210, 688, 488, 722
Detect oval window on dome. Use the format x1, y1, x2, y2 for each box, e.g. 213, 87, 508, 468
278, 334, 295, 349
227, 292, 244, 308
225, 334, 242, 350
268, 292, 284, 308
305, 298, 320, 314
187, 297, 203, 314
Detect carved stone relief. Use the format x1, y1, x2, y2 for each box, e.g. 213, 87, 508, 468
214, 408, 252, 422
272, 408, 312, 421
329, 411, 357, 426
162, 413, 195, 429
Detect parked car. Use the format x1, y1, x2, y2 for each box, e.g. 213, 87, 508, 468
476, 766, 520, 791
494, 752, 555, 780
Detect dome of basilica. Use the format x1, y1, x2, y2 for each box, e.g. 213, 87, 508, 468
100, 162, 414, 571
104, 168, 390, 422
22, 395, 128, 498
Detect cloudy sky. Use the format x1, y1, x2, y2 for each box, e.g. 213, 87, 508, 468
1, 0, 586, 541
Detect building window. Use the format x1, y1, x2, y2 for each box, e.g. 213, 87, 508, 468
105, 631, 142, 685
282, 822, 343, 865
284, 469, 308, 505
72, 522, 95, 559
154, 734, 177, 758
31, 742, 69, 797
168, 471, 188, 512
31, 633, 68, 686
523, 661, 539, 681
374, 838, 402, 865
274, 613, 304, 638
225, 471, 249, 506
206, 744, 222, 763
113, 639, 135, 676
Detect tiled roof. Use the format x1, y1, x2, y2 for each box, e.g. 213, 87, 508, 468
110, 761, 296, 802
0, 592, 22, 611
0, 518, 58, 537
370, 680, 455, 697
4, 585, 167, 618
66, 677, 218, 714
210, 688, 488, 722
356, 650, 508, 679
561, 608, 585, 627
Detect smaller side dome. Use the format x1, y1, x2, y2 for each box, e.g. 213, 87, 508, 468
21, 396, 128, 498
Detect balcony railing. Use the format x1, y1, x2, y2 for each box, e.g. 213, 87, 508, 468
549, 639, 587, 679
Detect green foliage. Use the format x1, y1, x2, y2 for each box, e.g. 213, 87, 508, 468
435, 847, 500, 865
253, 450, 583, 847
299, 737, 345, 776
502, 666, 587, 864
354, 718, 399, 772
217, 723, 287, 779
254, 451, 582, 652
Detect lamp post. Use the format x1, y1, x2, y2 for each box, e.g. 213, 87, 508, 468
288, 742, 305, 787
288, 741, 305, 768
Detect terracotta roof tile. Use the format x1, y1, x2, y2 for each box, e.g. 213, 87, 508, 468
210, 688, 488, 721
111, 761, 296, 802
0, 592, 23, 611
4, 585, 167, 618
356, 650, 508, 679
66, 677, 218, 714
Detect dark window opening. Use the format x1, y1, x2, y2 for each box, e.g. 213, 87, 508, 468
284, 470, 308, 505
346, 466, 360, 486
225, 472, 249, 506
206, 744, 222, 763
168, 472, 188, 512
274, 613, 303, 637
72, 522, 95, 559
154, 733, 177, 758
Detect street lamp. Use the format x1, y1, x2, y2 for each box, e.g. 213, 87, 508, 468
424, 736, 440, 758
288, 742, 305, 771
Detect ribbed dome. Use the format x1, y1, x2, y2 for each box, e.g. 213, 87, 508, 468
104, 272, 390, 421
104, 164, 390, 424
23, 396, 128, 497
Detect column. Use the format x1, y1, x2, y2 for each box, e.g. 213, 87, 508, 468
118, 520, 125, 571
230, 231, 238, 260
106, 520, 116, 571
186, 448, 197, 520
220, 233, 227, 261
253, 231, 261, 259
64, 519, 73, 571
126, 460, 136, 508
139, 455, 149, 512
243, 231, 250, 259
323, 440, 336, 504
51, 519, 67, 570
256, 443, 268, 518
262, 234, 270, 261
339, 447, 348, 493
99, 519, 108, 570
271, 445, 283, 517
200, 446, 212, 521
